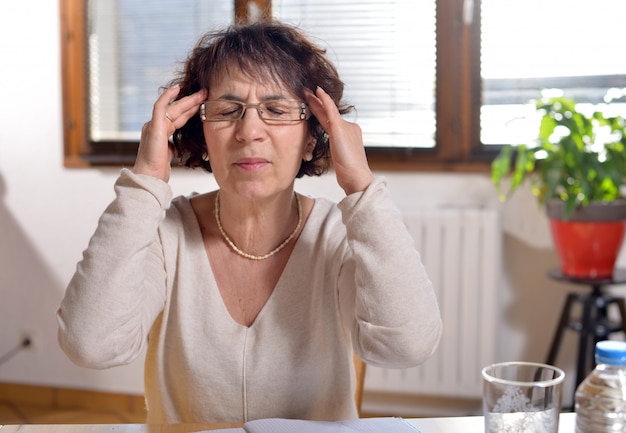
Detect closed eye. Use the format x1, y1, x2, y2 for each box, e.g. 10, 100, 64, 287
264, 102, 293, 116
220, 107, 241, 116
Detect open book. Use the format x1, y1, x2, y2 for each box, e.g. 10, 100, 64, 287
204, 417, 421, 433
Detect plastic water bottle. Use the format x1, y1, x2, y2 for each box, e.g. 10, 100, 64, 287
575, 340, 626, 432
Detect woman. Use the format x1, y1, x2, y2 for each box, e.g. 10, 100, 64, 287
57, 20, 442, 423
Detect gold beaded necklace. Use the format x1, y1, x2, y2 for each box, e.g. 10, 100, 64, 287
214, 191, 302, 260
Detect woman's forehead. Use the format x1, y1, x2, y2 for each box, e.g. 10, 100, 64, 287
208, 67, 296, 98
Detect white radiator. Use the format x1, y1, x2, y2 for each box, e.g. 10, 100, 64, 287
364, 207, 501, 399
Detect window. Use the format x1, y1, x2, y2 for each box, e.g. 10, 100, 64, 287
60, 0, 626, 171
275, 1, 437, 150
480, 0, 626, 147
88, 0, 435, 148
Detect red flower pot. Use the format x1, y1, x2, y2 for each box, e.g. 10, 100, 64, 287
547, 200, 626, 279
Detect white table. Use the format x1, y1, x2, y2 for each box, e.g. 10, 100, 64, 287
408, 412, 575, 432
0, 412, 577, 433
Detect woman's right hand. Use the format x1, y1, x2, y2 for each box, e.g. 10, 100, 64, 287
133, 85, 207, 182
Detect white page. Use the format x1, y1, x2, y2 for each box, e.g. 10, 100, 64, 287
201, 428, 246, 433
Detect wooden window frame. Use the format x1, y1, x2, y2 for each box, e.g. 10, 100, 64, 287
60, 0, 494, 172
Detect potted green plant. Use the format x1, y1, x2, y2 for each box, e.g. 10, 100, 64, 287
491, 90, 626, 279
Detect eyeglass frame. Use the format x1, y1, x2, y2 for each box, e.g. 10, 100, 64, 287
199, 99, 310, 124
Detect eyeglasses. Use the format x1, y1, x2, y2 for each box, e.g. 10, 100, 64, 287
200, 99, 310, 124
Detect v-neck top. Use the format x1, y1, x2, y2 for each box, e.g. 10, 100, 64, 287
183, 192, 304, 329
58, 169, 442, 423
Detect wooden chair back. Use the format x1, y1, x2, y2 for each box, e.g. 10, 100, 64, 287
353, 354, 366, 416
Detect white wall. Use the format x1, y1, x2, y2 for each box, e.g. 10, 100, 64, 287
0, 0, 608, 409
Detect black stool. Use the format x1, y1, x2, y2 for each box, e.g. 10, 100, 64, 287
545, 268, 626, 396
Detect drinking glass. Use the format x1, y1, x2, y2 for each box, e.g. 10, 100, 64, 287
482, 361, 565, 433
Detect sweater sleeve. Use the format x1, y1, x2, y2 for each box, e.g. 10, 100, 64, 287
337, 177, 442, 369
57, 169, 172, 369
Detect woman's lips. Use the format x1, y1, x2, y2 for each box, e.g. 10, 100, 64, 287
235, 157, 269, 171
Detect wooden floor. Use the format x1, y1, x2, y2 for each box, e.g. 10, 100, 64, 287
0, 401, 146, 424
0, 382, 382, 425
0, 382, 147, 425
0, 382, 403, 425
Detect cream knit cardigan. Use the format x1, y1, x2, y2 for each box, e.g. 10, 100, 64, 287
58, 169, 442, 423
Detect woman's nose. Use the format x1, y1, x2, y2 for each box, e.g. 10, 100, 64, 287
235, 106, 266, 142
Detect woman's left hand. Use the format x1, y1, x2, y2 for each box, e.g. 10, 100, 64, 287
305, 87, 374, 195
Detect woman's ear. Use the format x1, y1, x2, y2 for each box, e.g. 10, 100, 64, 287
303, 135, 316, 162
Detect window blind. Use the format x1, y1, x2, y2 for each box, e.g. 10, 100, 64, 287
88, 0, 233, 140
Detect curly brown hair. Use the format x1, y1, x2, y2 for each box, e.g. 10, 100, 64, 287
167, 20, 352, 178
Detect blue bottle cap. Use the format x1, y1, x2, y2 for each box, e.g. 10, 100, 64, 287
596, 340, 626, 365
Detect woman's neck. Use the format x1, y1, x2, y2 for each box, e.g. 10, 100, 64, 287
214, 190, 301, 260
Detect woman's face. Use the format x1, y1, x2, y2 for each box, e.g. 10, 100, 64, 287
202, 69, 314, 200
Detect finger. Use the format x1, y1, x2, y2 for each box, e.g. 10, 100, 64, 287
155, 85, 182, 118
304, 87, 341, 128
148, 86, 181, 136
162, 88, 207, 129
